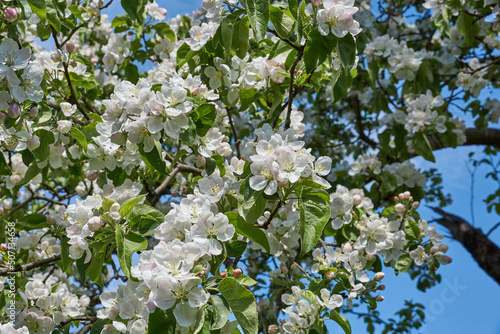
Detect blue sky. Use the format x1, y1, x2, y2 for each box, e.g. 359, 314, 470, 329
103, 1, 500, 332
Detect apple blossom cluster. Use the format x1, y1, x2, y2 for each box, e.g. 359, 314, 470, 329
456, 58, 488, 98
365, 35, 428, 81
383, 161, 427, 189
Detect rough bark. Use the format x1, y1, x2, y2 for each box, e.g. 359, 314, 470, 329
431, 207, 500, 285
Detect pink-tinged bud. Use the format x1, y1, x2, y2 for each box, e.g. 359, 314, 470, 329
9, 174, 21, 184
311, 0, 322, 6
91, 56, 99, 64
439, 244, 449, 253
398, 193, 405, 200
46, 214, 56, 224
78, 5, 84, 11
375, 295, 384, 302
374, 272, 385, 281
195, 156, 206, 167
408, 196, 413, 201
87, 216, 103, 232
1, 244, 8, 251
65, 42, 75, 52
27, 136, 40, 151
343, 243, 353, 253
0, 207, 4, 215
268, 325, 279, 334
412, 201, 420, 209
352, 194, 362, 206
325, 271, 335, 280
277, 179, 288, 188
366, 253, 376, 261
420, 232, 426, 237
0, 112, 5, 121
430, 246, 439, 254
403, 191, 411, 199
379, 284, 386, 290
86, 172, 98, 181
395, 203, 405, 213
30, 107, 39, 117
192, 87, 201, 95
200, 267, 209, 276
233, 268, 243, 277
220, 272, 227, 278
4, 7, 18, 22
394, 196, 399, 202
446, 256, 452, 264
8, 103, 20, 118
110, 132, 127, 145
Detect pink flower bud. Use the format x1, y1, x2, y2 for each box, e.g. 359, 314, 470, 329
268, 325, 279, 334
430, 246, 439, 254
30, 107, 39, 117
192, 87, 201, 95
0, 207, 4, 215
352, 194, 362, 206
379, 284, 386, 290
343, 243, 353, 253
412, 201, 420, 209
395, 203, 405, 213
233, 268, 243, 277
4, 7, 18, 22
375, 295, 384, 302
394, 196, 399, 202
110, 132, 127, 145
366, 253, 376, 261
86, 172, 98, 181
374, 272, 385, 281
398, 193, 405, 200
195, 156, 206, 167
325, 271, 335, 280
87, 216, 103, 232
9, 174, 21, 184
311, 0, 322, 6
8, 103, 20, 118
0, 112, 5, 122
1, 244, 8, 251
403, 191, 411, 199
27, 136, 40, 151
65, 42, 75, 52
220, 272, 227, 278
446, 256, 452, 264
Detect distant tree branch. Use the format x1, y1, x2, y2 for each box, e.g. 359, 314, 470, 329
0, 255, 62, 276
431, 207, 500, 285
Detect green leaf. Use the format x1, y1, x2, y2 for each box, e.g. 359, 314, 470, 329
111, 14, 130, 28
139, 141, 167, 174
299, 188, 331, 255
176, 43, 197, 69
119, 195, 146, 217
269, 6, 296, 39
221, 16, 235, 62
70, 128, 87, 151
46, 0, 61, 33
233, 17, 250, 58
337, 33, 356, 72
225, 212, 270, 253
0, 153, 11, 176
32, 129, 55, 162
86, 242, 107, 286
19, 0, 33, 19
121, 0, 145, 22
16, 214, 49, 231
125, 63, 139, 84
237, 274, 258, 286
456, 12, 479, 46
331, 69, 352, 102
413, 132, 435, 162
116, 226, 148, 280
210, 295, 230, 330
435, 7, 450, 39
192, 104, 217, 137
329, 310, 351, 334
395, 253, 412, 273
403, 220, 420, 240
60, 236, 72, 271
238, 179, 268, 225
17, 163, 40, 187
246, 0, 269, 41
90, 319, 109, 334
304, 30, 337, 73
226, 240, 248, 257
28, 0, 46, 20
218, 278, 259, 334
148, 308, 176, 334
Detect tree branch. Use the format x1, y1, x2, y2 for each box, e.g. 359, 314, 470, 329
431, 207, 500, 285
0, 255, 62, 276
